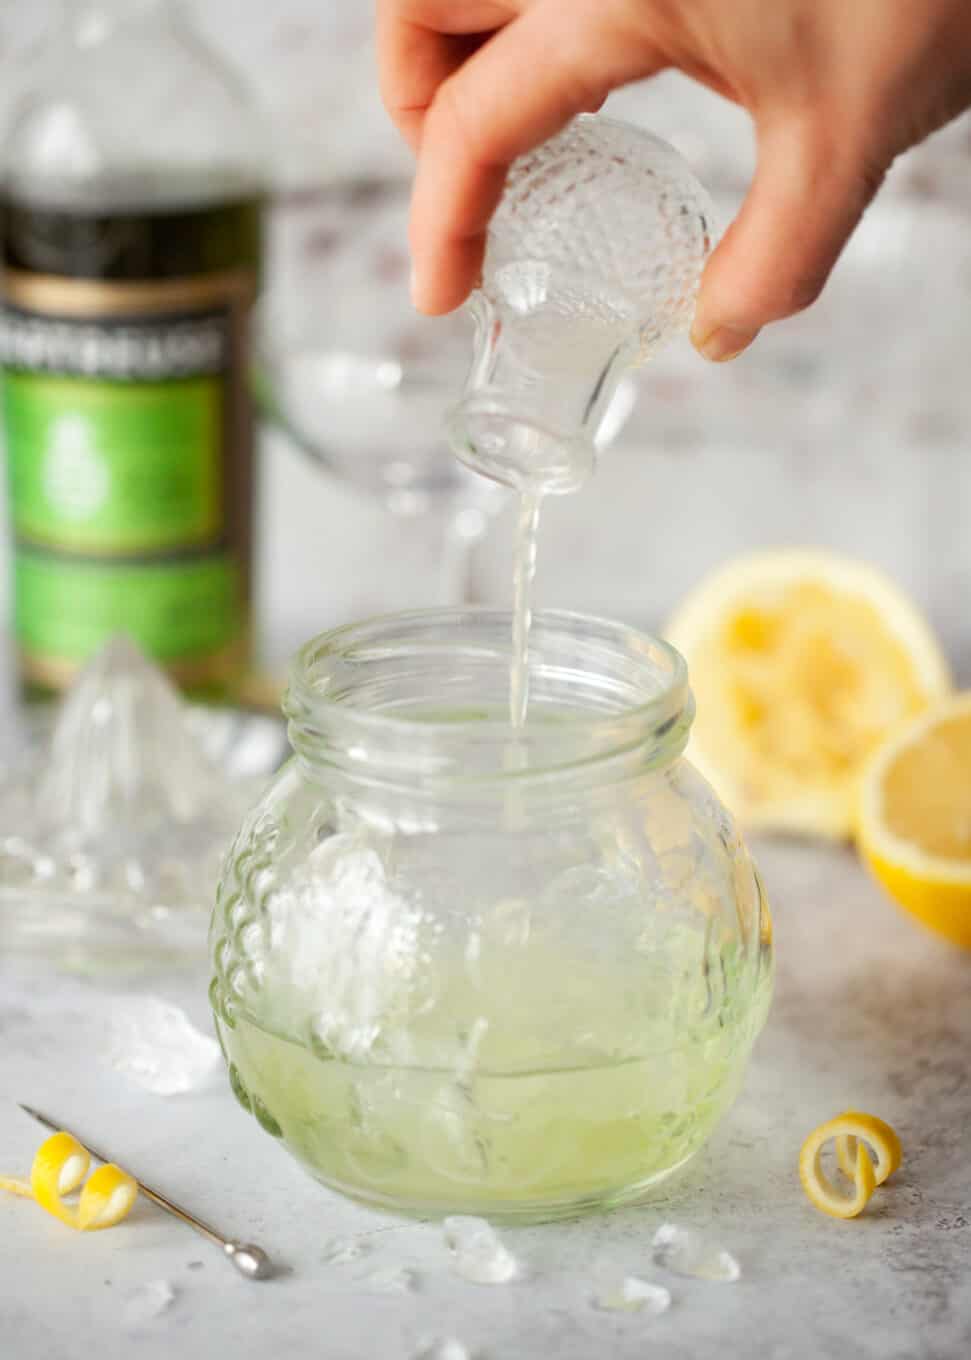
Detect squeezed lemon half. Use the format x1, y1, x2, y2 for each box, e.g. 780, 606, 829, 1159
1, 1131, 137, 1232
799, 1111, 902, 1219
665, 551, 950, 838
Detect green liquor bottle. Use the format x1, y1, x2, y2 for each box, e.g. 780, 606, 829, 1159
1, 0, 266, 694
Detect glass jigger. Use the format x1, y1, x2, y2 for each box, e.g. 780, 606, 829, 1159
449, 115, 715, 495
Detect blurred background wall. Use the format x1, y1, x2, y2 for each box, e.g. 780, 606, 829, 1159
2, 0, 970, 684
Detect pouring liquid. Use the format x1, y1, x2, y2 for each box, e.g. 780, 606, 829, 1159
509, 491, 542, 728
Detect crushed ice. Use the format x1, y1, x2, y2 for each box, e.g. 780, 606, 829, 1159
652, 1223, 740, 1282
323, 1237, 371, 1265
413, 1339, 471, 1360
592, 1275, 672, 1315
443, 1216, 517, 1284
123, 1280, 176, 1328
366, 1265, 418, 1294
107, 997, 220, 1095
263, 831, 426, 1064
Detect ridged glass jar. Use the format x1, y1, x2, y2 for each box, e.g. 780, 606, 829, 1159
209, 609, 772, 1222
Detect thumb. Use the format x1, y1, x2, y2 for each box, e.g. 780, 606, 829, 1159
690, 115, 888, 361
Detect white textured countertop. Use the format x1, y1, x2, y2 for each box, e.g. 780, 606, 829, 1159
2, 838, 969, 1359
2, 8, 969, 1351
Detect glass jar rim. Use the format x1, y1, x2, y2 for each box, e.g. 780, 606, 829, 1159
284, 607, 692, 786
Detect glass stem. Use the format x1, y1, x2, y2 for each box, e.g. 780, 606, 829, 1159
64, 0, 171, 37
436, 508, 487, 607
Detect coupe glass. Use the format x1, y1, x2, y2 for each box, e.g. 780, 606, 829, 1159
256, 182, 635, 603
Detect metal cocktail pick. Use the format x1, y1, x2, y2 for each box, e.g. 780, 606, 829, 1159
19, 1104, 273, 1280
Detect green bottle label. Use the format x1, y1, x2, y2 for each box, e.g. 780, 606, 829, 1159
1, 250, 257, 688
14, 550, 239, 662
5, 373, 222, 553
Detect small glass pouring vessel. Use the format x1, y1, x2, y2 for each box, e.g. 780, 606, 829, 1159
448, 116, 715, 496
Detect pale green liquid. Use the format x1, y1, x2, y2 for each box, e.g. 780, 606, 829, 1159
216, 960, 768, 1220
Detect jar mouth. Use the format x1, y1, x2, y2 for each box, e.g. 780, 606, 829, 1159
284, 608, 692, 785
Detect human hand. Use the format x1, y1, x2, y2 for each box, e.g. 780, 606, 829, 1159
377, 0, 971, 359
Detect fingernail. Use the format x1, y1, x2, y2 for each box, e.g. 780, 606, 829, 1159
409, 265, 421, 308
691, 324, 759, 363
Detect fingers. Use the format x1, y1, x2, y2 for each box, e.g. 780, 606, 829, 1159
409, 0, 665, 313
375, 24, 460, 153
376, 1, 519, 152
691, 115, 888, 361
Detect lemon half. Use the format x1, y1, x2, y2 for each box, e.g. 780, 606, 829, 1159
665, 551, 950, 838
858, 694, 971, 948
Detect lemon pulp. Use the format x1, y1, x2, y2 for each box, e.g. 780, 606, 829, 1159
858, 694, 971, 948
881, 712, 971, 862
666, 551, 950, 837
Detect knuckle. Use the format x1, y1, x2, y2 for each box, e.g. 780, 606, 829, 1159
804, 117, 889, 209
542, 15, 607, 109
757, 257, 826, 319
855, 154, 889, 209
782, 272, 826, 316
428, 76, 496, 166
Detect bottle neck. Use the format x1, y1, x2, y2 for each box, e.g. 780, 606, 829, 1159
448, 291, 631, 496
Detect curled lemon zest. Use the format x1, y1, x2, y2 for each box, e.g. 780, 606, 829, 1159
0, 1176, 33, 1198
3, 1131, 138, 1232
76, 1164, 138, 1232
30, 1132, 91, 1227
800, 1111, 901, 1220
834, 1111, 902, 1187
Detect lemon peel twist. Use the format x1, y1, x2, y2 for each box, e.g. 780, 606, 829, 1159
799, 1111, 902, 1220
2, 1131, 137, 1232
